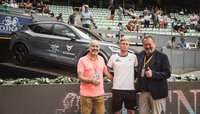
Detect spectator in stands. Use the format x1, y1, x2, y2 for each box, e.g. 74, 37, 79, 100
163, 12, 168, 29
173, 21, 181, 33
180, 22, 188, 33
79, 3, 85, 14
126, 8, 133, 16
123, 8, 129, 17
36, 2, 43, 13
190, 12, 198, 29
108, 3, 115, 21
138, 15, 144, 24
150, 7, 155, 14
9, 0, 18, 8
130, 9, 137, 19
50, 13, 57, 21
184, 9, 188, 16
152, 11, 158, 28
25, 0, 32, 9
56, 13, 63, 22
172, 18, 178, 28
179, 9, 184, 15
43, 4, 50, 14
157, 11, 164, 28
177, 37, 186, 49
197, 37, 200, 49
197, 17, 200, 32
81, 5, 93, 29
117, 4, 123, 21
126, 20, 135, 31
135, 20, 142, 32
68, 12, 76, 24
105, 27, 114, 38
41, 1, 44, 7
166, 36, 176, 49
0, 2, 10, 11
143, 6, 149, 15
144, 11, 151, 28
19, 1, 25, 9
32, 0, 37, 10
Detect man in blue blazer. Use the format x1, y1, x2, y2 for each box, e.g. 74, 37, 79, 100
136, 35, 171, 114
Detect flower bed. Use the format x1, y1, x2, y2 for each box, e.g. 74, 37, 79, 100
0, 76, 112, 85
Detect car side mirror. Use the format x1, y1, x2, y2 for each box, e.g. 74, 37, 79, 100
66, 33, 76, 39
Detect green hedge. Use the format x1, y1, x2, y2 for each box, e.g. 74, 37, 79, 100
0, 76, 112, 85
0, 74, 199, 85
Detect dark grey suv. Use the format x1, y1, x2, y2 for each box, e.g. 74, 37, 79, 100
10, 21, 138, 66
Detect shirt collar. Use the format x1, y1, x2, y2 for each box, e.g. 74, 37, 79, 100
86, 53, 99, 61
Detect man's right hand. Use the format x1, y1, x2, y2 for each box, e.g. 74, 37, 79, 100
92, 78, 100, 86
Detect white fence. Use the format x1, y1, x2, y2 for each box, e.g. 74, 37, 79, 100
163, 48, 200, 69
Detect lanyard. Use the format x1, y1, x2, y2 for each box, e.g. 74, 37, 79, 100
143, 54, 153, 68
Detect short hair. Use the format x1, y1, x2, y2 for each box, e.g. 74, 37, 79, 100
142, 35, 155, 43
107, 26, 111, 30
171, 36, 176, 40
119, 37, 130, 43
89, 40, 99, 47
50, 13, 54, 16
181, 37, 185, 40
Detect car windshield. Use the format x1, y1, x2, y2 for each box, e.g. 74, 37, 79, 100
72, 26, 102, 41
70, 26, 93, 40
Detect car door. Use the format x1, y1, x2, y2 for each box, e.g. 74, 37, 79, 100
52, 23, 88, 66
28, 23, 54, 60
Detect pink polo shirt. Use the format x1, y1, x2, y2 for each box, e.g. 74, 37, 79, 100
77, 54, 106, 97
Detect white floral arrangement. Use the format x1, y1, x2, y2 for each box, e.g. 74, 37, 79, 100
182, 74, 200, 81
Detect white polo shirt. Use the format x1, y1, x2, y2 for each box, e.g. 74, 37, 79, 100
107, 53, 138, 90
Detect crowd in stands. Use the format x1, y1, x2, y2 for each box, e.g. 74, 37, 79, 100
1, 0, 200, 34
0, 0, 51, 14
0, 0, 77, 23
117, 6, 170, 31
107, 3, 200, 34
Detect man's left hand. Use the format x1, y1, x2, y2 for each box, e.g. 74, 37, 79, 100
145, 67, 152, 78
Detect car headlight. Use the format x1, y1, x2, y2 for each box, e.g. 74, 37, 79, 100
108, 46, 120, 53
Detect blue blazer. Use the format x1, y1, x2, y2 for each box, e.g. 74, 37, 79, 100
136, 49, 171, 100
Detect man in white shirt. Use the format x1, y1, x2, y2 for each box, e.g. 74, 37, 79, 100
107, 37, 138, 114
9, 0, 18, 8
166, 36, 176, 49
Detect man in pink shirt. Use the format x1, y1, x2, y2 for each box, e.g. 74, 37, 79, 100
190, 12, 198, 29
77, 40, 113, 114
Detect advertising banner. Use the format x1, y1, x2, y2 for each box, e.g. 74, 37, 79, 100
0, 14, 32, 35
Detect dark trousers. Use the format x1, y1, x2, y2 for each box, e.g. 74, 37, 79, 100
83, 24, 91, 29
144, 20, 150, 28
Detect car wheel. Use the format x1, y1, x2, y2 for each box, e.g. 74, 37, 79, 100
13, 44, 29, 65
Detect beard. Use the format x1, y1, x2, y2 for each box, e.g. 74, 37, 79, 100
90, 49, 99, 55
145, 48, 154, 55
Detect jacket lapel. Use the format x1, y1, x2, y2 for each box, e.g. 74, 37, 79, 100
148, 49, 158, 69
138, 51, 145, 70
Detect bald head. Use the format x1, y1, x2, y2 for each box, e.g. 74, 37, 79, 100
89, 40, 99, 47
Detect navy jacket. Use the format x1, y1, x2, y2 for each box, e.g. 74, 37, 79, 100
136, 49, 171, 100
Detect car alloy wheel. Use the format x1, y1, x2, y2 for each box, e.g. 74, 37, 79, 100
13, 44, 29, 65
